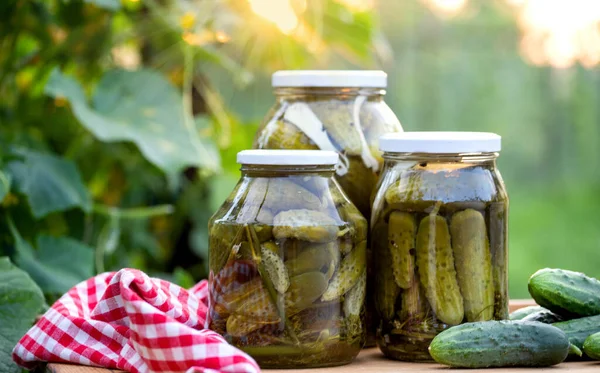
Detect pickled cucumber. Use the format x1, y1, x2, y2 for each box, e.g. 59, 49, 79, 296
308, 101, 363, 155
285, 242, 336, 277
415, 215, 464, 325
322, 241, 366, 301
450, 209, 494, 322
344, 270, 366, 317
373, 221, 400, 322
260, 119, 319, 150
285, 272, 328, 313
227, 314, 280, 337
273, 209, 339, 242
261, 245, 290, 294
388, 211, 417, 289
340, 204, 367, 243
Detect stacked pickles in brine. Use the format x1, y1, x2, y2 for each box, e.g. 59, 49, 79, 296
208, 170, 368, 368
371, 162, 508, 361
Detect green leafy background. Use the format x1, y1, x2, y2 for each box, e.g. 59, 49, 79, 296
1, 1, 600, 371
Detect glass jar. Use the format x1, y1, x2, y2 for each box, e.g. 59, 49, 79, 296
254, 70, 403, 221
254, 71, 403, 346
208, 150, 367, 368
371, 132, 509, 362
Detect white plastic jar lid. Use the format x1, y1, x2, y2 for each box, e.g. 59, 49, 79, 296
237, 150, 339, 165
379, 132, 501, 153
272, 70, 387, 88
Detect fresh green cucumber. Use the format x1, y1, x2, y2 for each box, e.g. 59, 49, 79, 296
509, 305, 546, 320
528, 268, 600, 318
521, 309, 563, 324
583, 332, 600, 360
429, 320, 570, 368
553, 314, 600, 349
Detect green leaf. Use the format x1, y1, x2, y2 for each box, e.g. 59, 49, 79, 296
10, 222, 94, 294
173, 267, 196, 289
45, 69, 220, 178
6, 149, 91, 219
85, 0, 120, 10
0, 170, 10, 203
0, 257, 45, 373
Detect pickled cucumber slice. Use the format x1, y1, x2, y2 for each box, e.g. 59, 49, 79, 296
284, 242, 335, 277
237, 179, 268, 223
227, 314, 280, 337
259, 119, 319, 150
415, 215, 464, 325
450, 209, 494, 322
308, 100, 363, 154
322, 241, 366, 301
340, 204, 367, 244
261, 245, 290, 294
235, 281, 279, 319
372, 221, 400, 322
273, 209, 339, 243
388, 211, 417, 289
285, 272, 328, 313
209, 223, 244, 273
344, 269, 366, 317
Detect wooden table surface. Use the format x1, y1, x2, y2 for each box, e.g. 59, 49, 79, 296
45, 300, 600, 372
45, 349, 600, 373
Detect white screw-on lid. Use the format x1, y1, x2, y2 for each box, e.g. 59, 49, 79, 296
379, 132, 501, 153
272, 70, 387, 88
237, 150, 339, 165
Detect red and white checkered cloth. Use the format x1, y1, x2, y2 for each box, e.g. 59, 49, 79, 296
12, 269, 260, 373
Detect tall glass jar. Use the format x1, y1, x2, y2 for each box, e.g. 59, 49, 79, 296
371, 132, 509, 361
208, 150, 367, 368
254, 70, 402, 220
254, 70, 403, 346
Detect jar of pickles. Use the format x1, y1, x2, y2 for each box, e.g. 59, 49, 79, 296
371, 132, 509, 361
208, 150, 367, 368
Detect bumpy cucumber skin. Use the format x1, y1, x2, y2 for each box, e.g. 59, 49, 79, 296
261, 246, 290, 294
521, 309, 563, 324
509, 305, 546, 320
321, 241, 366, 301
429, 320, 570, 368
388, 211, 416, 289
553, 314, 600, 349
583, 332, 600, 360
528, 268, 600, 318
416, 215, 464, 326
450, 209, 494, 322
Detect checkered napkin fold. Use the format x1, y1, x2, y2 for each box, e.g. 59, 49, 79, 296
12, 269, 260, 373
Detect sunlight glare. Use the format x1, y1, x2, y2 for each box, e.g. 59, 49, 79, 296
423, 0, 468, 16
248, 0, 299, 34
336, 0, 375, 12
510, 0, 600, 68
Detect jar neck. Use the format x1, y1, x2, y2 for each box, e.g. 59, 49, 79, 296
383, 152, 499, 164
240, 164, 336, 177
273, 87, 385, 100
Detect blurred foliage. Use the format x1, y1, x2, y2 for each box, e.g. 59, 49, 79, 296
0, 0, 382, 312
